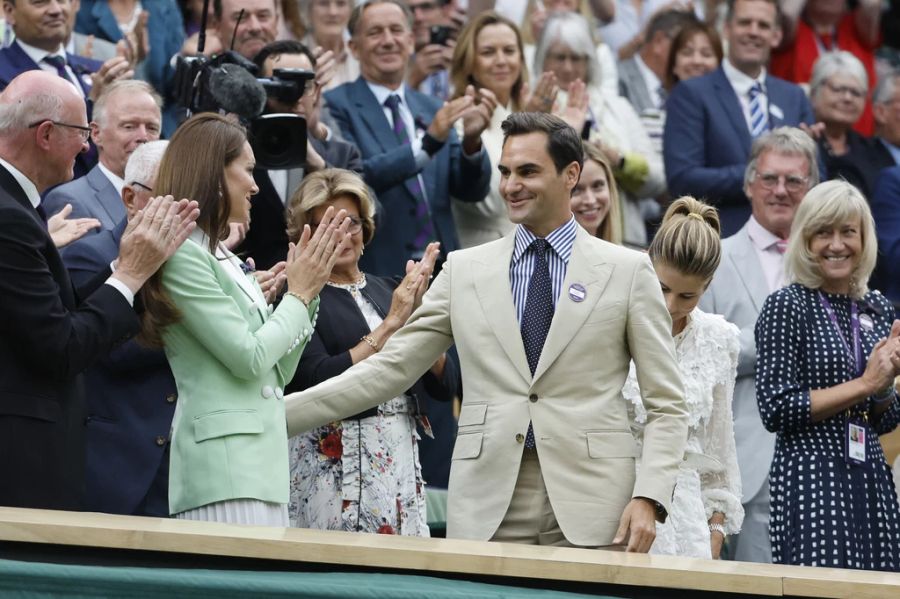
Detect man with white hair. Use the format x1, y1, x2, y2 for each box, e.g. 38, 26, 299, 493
62, 141, 176, 516
43, 79, 162, 232
0, 71, 196, 510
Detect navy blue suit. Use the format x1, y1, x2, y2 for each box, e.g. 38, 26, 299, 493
871, 166, 900, 304
63, 219, 175, 516
663, 67, 814, 235
324, 78, 492, 277
0, 41, 102, 178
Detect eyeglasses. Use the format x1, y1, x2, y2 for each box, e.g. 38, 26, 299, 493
754, 172, 809, 193
311, 215, 363, 235
28, 120, 92, 142
824, 81, 865, 99
130, 181, 153, 193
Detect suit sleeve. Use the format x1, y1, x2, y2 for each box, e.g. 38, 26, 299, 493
448, 130, 492, 204
42, 185, 89, 221
873, 168, 900, 267
663, 83, 746, 204
625, 254, 689, 516
161, 243, 316, 381
0, 206, 138, 382
285, 252, 455, 436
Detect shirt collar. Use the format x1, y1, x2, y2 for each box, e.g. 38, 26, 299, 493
512, 216, 578, 265
0, 157, 41, 209
16, 39, 66, 68
746, 215, 782, 252
366, 80, 407, 108
722, 58, 767, 97
634, 54, 662, 93
97, 162, 125, 197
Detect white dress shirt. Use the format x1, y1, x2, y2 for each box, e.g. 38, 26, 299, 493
746, 215, 786, 293
722, 58, 768, 134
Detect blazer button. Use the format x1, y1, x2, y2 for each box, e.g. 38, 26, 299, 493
515, 433, 525, 443
274, 387, 284, 400
529, 393, 538, 403
155, 436, 166, 447
261, 385, 275, 399
165, 393, 177, 404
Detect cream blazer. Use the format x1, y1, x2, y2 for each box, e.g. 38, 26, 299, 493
285, 226, 688, 545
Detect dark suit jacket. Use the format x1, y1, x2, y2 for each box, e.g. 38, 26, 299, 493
288, 275, 459, 487
324, 78, 492, 277
663, 66, 814, 235
0, 41, 102, 177
0, 164, 139, 510
238, 135, 364, 270
871, 166, 900, 304
819, 131, 895, 200
43, 164, 124, 232
63, 220, 176, 516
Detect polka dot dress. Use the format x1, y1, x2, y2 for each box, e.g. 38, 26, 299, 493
755, 284, 900, 571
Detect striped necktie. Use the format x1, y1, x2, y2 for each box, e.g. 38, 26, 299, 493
384, 94, 435, 255
748, 82, 768, 138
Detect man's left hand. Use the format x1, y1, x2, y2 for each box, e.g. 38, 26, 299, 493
612, 497, 658, 553
47, 204, 101, 248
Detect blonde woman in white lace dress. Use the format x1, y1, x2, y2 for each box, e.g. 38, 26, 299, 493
622, 197, 743, 559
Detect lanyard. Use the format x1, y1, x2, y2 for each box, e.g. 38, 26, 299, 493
818, 292, 862, 377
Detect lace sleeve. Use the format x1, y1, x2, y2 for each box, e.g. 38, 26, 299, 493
700, 322, 745, 535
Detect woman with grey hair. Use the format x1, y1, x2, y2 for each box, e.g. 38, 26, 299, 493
301, 0, 359, 90
810, 51, 894, 199
533, 10, 664, 247
755, 180, 900, 570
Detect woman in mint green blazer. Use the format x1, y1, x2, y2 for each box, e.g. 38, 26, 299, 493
138, 114, 351, 526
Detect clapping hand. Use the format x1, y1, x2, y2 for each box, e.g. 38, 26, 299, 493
384, 242, 440, 330
521, 72, 559, 114
558, 78, 590, 134
251, 259, 287, 305
461, 85, 498, 150
47, 204, 101, 248
428, 94, 474, 142
863, 320, 900, 394
284, 206, 351, 301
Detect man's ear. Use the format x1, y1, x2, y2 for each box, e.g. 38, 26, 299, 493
90, 121, 100, 146
121, 186, 137, 216
565, 161, 581, 189
348, 37, 360, 61
2, 1, 16, 26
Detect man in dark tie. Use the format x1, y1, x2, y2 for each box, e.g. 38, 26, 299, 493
323, 0, 493, 277
663, 0, 814, 236
0, 71, 197, 511
284, 112, 688, 550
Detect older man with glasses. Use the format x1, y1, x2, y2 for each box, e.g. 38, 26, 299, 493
700, 126, 819, 564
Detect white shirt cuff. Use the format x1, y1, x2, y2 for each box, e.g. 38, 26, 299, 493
105, 277, 135, 307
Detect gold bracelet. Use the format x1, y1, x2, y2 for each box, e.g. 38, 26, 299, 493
361, 334, 380, 352
285, 291, 312, 308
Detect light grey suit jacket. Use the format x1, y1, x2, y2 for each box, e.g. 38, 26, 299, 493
699, 224, 776, 502
43, 164, 124, 232
618, 57, 656, 115
286, 226, 688, 545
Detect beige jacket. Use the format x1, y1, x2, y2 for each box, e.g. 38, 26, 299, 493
285, 226, 688, 545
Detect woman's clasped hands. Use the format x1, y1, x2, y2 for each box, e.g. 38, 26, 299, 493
862, 320, 900, 396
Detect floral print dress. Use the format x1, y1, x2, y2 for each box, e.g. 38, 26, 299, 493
287, 278, 429, 536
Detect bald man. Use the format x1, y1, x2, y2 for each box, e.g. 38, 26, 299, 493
0, 71, 197, 510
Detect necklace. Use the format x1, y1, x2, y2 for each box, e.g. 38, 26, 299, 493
326, 272, 367, 298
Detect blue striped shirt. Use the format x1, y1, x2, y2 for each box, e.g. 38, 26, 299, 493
509, 217, 578, 325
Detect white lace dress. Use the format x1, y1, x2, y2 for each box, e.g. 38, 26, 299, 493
622, 308, 744, 558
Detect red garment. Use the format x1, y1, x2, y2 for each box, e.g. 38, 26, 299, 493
770, 13, 878, 135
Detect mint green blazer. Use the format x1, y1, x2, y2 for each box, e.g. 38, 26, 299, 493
161, 238, 317, 515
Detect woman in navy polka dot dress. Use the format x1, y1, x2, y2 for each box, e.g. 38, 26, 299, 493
755, 181, 900, 571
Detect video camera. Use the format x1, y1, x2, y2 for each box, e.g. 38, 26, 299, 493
172, 27, 314, 169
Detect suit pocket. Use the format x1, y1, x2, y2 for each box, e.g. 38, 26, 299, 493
457, 403, 487, 427
582, 302, 625, 327
586, 431, 639, 458
193, 409, 264, 442
452, 432, 483, 460
0, 390, 61, 423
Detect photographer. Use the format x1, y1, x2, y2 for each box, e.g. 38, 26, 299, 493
405, 0, 456, 99
236, 40, 363, 271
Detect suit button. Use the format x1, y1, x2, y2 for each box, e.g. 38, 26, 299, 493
529, 394, 538, 403
274, 387, 284, 400
155, 436, 166, 447
166, 393, 177, 404
261, 385, 275, 399
515, 433, 524, 443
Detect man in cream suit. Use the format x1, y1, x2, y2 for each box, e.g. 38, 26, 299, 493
286, 113, 688, 549
699, 127, 818, 562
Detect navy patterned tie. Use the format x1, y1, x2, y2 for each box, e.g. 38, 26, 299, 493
520, 238, 554, 449
43, 55, 70, 81
383, 94, 435, 254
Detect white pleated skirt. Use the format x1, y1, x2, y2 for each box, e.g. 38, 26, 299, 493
174, 498, 289, 527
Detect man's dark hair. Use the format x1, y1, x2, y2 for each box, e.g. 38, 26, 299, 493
725, 0, 778, 23
347, 0, 413, 37
213, 0, 277, 19
253, 40, 317, 72
500, 112, 584, 174
644, 9, 696, 42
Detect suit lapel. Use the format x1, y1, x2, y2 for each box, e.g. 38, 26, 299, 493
623, 59, 652, 112
473, 234, 532, 385
532, 229, 613, 382
731, 226, 770, 312
352, 78, 398, 155
87, 166, 125, 227
91, 0, 123, 43
712, 68, 752, 151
